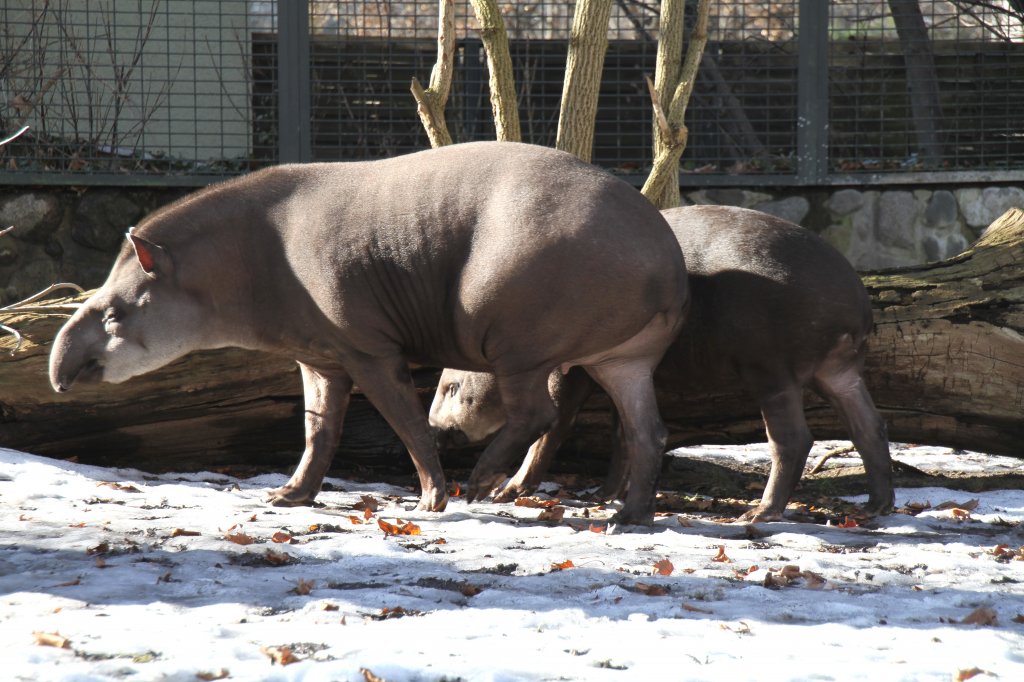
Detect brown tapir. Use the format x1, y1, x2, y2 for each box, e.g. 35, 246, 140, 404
47, 141, 688, 525
429, 204, 894, 522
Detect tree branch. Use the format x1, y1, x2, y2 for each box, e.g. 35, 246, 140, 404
411, 0, 455, 148
468, 0, 521, 142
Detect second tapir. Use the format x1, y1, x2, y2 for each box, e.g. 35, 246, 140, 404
47, 141, 688, 524
430, 205, 895, 522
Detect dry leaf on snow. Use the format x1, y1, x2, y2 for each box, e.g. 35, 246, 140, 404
635, 582, 670, 596
955, 667, 992, 681
515, 496, 561, 509
961, 607, 998, 626
378, 519, 421, 536
97, 481, 141, 493
551, 560, 575, 572
170, 528, 200, 538
712, 546, 732, 563
33, 631, 70, 648
537, 506, 566, 523
224, 531, 255, 545
353, 495, 379, 513
261, 645, 300, 665
264, 549, 291, 566
195, 670, 230, 681
681, 602, 713, 614
653, 559, 674, 576
271, 531, 293, 544
292, 578, 314, 595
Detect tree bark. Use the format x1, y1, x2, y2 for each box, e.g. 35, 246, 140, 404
643, 0, 710, 208
555, 0, 613, 162
468, 0, 522, 142
3, 209, 1024, 470
411, 0, 456, 148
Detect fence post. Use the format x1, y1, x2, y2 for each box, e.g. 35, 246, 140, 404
796, 0, 829, 184
278, 0, 312, 163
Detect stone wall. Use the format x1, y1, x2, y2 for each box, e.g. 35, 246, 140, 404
1, 182, 1022, 306
686, 185, 1024, 270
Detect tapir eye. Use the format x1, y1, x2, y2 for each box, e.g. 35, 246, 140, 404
102, 307, 122, 330
447, 382, 459, 398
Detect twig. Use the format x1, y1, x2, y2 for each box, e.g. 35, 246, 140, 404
0, 125, 30, 147
1, 324, 23, 356
1, 282, 85, 311
0, 225, 15, 238
807, 445, 858, 475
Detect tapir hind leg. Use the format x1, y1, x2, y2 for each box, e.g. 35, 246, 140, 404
812, 338, 893, 517
268, 362, 353, 506
739, 383, 813, 522
466, 369, 558, 501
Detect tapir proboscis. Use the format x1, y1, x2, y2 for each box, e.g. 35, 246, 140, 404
48, 141, 688, 525
429, 204, 894, 522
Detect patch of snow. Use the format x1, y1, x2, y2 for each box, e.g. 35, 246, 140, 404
2, 445, 1023, 681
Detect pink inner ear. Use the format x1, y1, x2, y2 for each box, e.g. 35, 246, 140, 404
130, 235, 157, 273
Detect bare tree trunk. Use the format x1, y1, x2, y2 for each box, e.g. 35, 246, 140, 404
468, 0, 521, 142
3, 210, 1024, 470
642, 0, 711, 208
411, 0, 456, 148
555, 0, 613, 162
887, 0, 946, 167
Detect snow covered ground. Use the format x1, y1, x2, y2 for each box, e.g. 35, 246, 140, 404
2, 442, 1023, 681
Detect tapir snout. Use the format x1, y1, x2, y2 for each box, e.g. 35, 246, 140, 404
49, 310, 108, 391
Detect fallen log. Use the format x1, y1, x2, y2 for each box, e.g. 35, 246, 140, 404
1, 208, 1022, 473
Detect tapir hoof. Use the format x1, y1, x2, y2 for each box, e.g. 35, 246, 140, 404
492, 480, 534, 503
266, 485, 318, 507
860, 496, 894, 518
609, 506, 655, 527
465, 471, 508, 502
737, 506, 784, 523
416, 488, 449, 513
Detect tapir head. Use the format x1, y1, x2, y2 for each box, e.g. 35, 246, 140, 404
49, 229, 209, 391
428, 369, 507, 444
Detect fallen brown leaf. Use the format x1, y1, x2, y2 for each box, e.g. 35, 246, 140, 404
353, 495, 379, 513
681, 602, 713, 614
961, 606, 998, 626
460, 583, 483, 597
378, 519, 421, 536
589, 523, 606, 534
551, 560, 575, 572
264, 549, 291, 566
361, 667, 387, 682
653, 559, 674, 576
955, 667, 991, 681
271, 531, 293, 544
97, 481, 141, 493
86, 542, 109, 556
33, 631, 70, 649
170, 528, 201, 538
537, 506, 566, 523
712, 546, 732, 563
515, 496, 561, 509
635, 582, 670, 596
195, 669, 230, 681
836, 516, 859, 528
261, 645, 300, 666
292, 578, 314, 595
223, 529, 255, 545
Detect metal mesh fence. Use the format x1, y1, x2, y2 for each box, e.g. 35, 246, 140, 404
1, 0, 1022, 185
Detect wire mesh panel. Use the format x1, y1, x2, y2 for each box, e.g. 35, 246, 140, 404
829, 0, 1024, 173
1, 1, 1021, 185
301, 0, 801, 182
0, 0, 274, 180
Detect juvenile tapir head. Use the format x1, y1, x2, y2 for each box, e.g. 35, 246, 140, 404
428, 369, 507, 444
49, 229, 211, 392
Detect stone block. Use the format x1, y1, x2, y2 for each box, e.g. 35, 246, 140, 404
826, 189, 864, 216
876, 190, 918, 249
751, 196, 810, 225
0, 193, 63, 243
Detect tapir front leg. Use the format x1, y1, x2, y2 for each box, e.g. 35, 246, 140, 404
345, 354, 449, 512
268, 362, 352, 506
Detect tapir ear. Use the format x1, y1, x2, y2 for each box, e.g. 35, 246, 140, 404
126, 230, 171, 277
